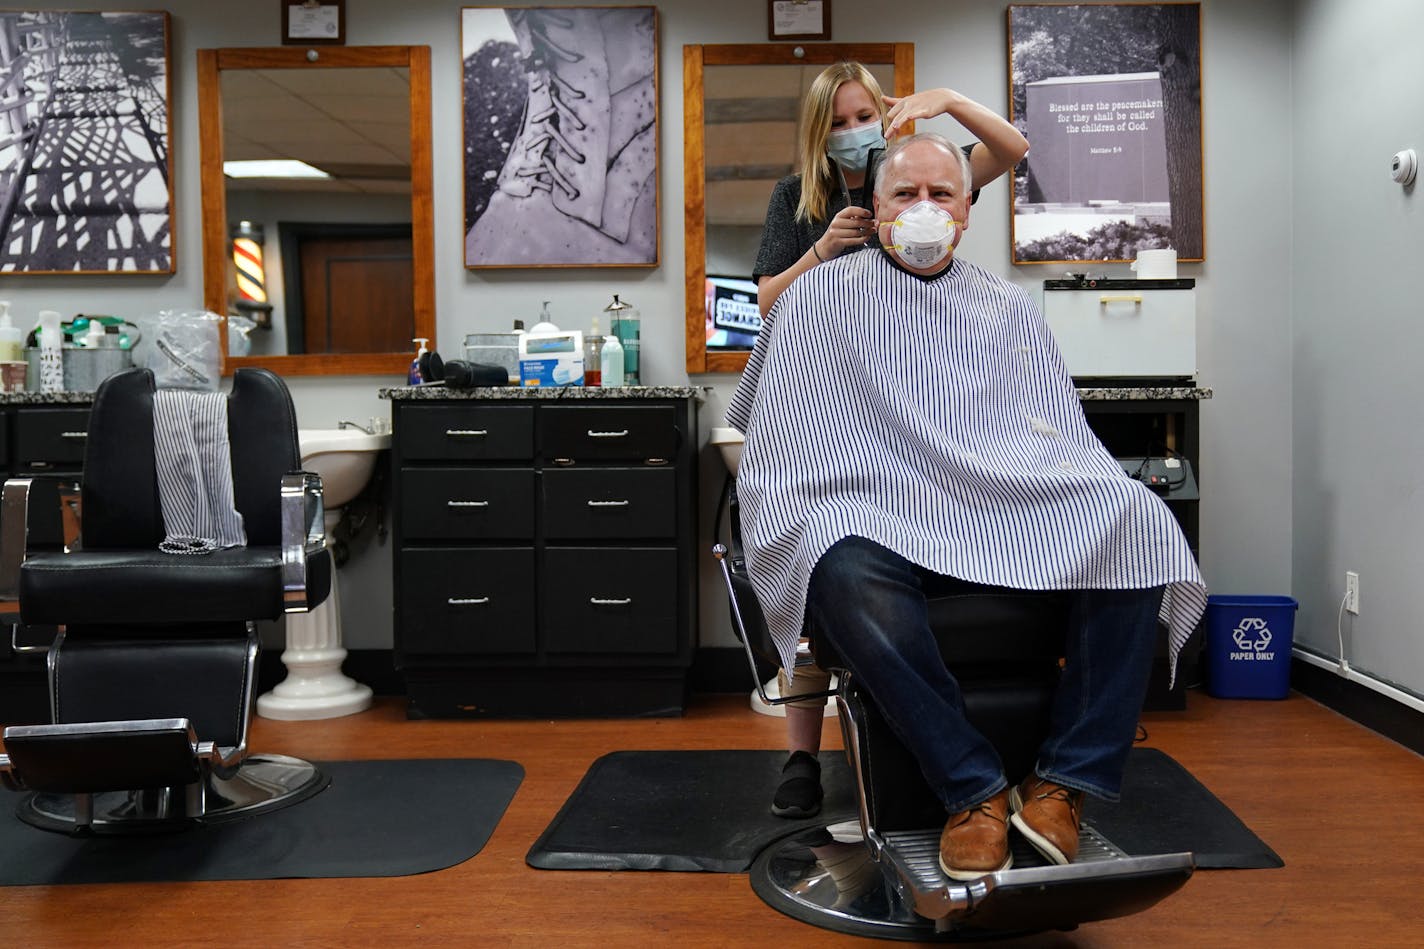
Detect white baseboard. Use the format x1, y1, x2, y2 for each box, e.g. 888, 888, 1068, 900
1293, 647, 1424, 716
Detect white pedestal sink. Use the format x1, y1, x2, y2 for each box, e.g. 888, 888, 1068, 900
256, 427, 389, 721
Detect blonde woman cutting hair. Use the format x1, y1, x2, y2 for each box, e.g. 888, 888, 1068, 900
749, 61, 1027, 819
753, 62, 1028, 319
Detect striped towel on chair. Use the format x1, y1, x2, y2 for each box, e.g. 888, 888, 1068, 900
153, 388, 246, 554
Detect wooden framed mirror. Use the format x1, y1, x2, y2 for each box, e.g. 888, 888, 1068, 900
683, 43, 913, 374
198, 45, 434, 376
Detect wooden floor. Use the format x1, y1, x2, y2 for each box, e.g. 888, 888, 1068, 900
4, 689, 1422, 948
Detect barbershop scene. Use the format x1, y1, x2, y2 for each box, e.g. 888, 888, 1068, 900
0, 0, 1418, 945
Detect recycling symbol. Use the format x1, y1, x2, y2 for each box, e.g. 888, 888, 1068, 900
1232, 617, 1272, 652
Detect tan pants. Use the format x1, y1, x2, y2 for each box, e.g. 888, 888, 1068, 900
777, 660, 833, 711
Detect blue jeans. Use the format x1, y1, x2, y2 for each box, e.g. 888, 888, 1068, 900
807, 536, 1163, 814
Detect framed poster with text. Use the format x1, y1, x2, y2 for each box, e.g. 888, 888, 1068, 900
1008, 3, 1203, 264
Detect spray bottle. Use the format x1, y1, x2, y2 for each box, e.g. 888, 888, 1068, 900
37, 310, 64, 393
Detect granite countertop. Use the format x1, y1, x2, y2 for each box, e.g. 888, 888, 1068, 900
381, 384, 1205, 402
0, 390, 96, 404
380, 385, 711, 401
1075, 386, 1212, 401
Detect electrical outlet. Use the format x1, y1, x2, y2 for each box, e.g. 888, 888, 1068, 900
1345, 571, 1360, 615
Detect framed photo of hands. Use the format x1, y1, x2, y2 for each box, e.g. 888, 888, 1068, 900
1008, 3, 1204, 265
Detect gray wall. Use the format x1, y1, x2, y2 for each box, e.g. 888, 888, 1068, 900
1291, 0, 1424, 692
7, 1, 1417, 707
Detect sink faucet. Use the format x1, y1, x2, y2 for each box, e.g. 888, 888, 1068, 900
337, 420, 375, 435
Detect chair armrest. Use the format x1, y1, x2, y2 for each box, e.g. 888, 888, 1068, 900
280, 470, 326, 613
0, 476, 82, 622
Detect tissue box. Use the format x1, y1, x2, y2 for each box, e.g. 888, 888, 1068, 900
519, 329, 584, 387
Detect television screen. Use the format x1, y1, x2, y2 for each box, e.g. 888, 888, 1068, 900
705, 275, 761, 350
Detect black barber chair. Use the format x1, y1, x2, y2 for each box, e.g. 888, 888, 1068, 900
714, 482, 1193, 940
0, 368, 331, 834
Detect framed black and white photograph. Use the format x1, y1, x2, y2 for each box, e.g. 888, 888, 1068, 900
1008, 3, 1203, 265
0, 10, 172, 274
462, 6, 659, 269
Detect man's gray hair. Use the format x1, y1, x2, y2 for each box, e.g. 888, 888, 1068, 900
874, 132, 973, 202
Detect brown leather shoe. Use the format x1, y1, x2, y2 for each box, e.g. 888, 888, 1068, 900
1010, 776, 1084, 865
937, 789, 1012, 881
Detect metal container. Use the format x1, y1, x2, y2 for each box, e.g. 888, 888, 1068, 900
463, 332, 521, 384
62, 347, 132, 392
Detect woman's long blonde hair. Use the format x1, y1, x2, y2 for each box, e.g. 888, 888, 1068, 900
795, 62, 888, 224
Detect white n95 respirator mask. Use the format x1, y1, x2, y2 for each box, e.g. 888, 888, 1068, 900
885, 201, 960, 269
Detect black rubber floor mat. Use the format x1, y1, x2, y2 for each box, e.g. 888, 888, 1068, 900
1084, 747, 1283, 869
528, 749, 857, 872
528, 747, 1280, 872
0, 758, 524, 885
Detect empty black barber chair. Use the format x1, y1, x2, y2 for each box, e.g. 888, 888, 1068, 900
714, 481, 1192, 940
0, 368, 331, 834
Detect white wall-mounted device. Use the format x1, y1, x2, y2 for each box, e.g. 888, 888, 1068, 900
1390, 148, 1416, 186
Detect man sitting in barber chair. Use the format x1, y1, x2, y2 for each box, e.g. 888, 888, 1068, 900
725, 133, 1207, 881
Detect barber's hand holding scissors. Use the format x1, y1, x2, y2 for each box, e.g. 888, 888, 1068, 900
812, 205, 875, 262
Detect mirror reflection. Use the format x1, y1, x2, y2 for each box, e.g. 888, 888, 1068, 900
702, 61, 893, 352
198, 46, 434, 377
683, 44, 911, 375
220, 66, 413, 358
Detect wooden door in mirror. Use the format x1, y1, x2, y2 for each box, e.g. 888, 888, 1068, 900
683, 43, 913, 375
198, 46, 434, 377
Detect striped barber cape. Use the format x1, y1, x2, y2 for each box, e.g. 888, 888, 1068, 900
726, 250, 1206, 682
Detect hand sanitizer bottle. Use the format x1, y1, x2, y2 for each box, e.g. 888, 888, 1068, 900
408, 337, 430, 384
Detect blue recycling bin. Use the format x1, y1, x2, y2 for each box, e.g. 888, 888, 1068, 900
1204, 595, 1298, 699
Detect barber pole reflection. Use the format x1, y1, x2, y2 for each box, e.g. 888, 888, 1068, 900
231, 221, 274, 327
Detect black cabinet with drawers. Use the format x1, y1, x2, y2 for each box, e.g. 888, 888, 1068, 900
389, 390, 700, 718
0, 397, 92, 725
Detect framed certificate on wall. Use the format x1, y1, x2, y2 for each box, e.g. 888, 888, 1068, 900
282, 0, 346, 46
768, 1, 831, 41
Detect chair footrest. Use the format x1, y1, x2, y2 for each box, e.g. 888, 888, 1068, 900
1, 718, 203, 793
878, 826, 1194, 928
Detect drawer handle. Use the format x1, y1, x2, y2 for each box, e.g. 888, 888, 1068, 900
590, 597, 632, 606
586, 499, 630, 507
448, 597, 490, 606
60, 431, 88, 439
447, 500, 490, 508
587, 429, 629, 438
445, 429, 489, 437
1099, 294, 1142, 305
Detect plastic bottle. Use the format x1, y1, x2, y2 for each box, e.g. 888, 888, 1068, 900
37, 310, 64, 393
531, 302, 558, 335
604, 294, 640, 385
0, 302, 22, 362
583, 315, 603, 386
408, 337, 430, 384
601, 334, 624, 387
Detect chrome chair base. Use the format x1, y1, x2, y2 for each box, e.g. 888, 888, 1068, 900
750, 821, 1194, 941
14, 754, 329, 835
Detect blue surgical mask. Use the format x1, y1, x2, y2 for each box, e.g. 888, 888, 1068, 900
827, 123, 886, 172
